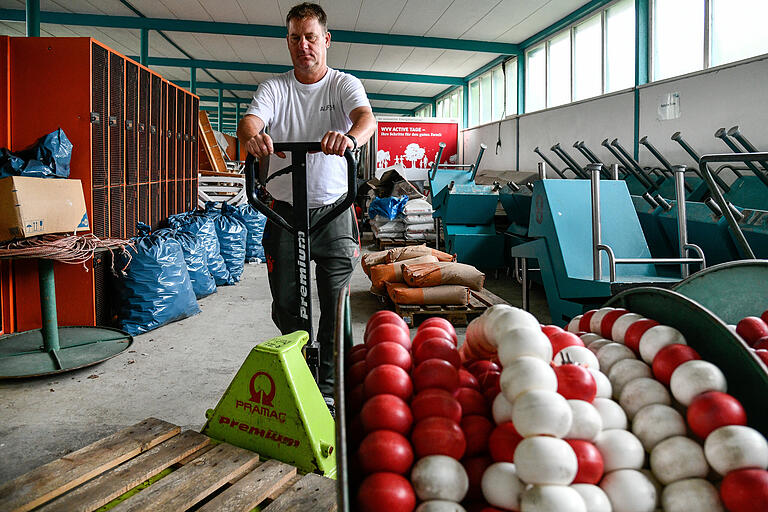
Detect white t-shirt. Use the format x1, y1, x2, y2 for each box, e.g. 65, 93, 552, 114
245, 68, 371, 208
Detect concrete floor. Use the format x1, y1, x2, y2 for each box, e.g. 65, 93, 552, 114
0, 250, 550, 485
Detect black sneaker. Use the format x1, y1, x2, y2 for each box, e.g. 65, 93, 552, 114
323, 395, 335, 418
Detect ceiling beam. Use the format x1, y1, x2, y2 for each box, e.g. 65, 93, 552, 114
0, 8, 519, 54
367, 92, 432, 103
174, 81, 257, 91
141, 56, 465, 85
200, 95, 252, 104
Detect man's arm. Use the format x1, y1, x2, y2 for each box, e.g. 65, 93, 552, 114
237, 114, 276, 159
320, 105, 377, 156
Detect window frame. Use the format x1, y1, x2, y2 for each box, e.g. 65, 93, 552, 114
466, 56, 518, 128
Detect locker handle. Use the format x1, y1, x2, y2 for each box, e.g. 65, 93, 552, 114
138, 123, 145, 133
108, 116, 118, 127
150, 126, 157, 134
184, 134, 190, 141
90, 112, 100, 124
125, 120, 134, 131
167, 130, 172, 138
176, 133, 182, 140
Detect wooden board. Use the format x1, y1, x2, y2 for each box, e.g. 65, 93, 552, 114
1, 419, 337, 512
375, 238, 433, 251
0, 418, 180, 512
393, 288, 508, 327
198, 110, 228, 173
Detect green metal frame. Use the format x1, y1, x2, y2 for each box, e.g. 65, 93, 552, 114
25, 0, 39, 37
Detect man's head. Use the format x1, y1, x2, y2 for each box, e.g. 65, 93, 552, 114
286, 3, 330, 77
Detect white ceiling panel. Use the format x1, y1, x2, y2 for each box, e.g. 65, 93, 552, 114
452, 53, 500, 76
460, 0, 546, 41
497, 0, 589, 43
44, 0, 133, 15
156, 0, 212, 21
147, 33, 188, 59
396, 47, 445, 74
389, 0, 453, 36
425, 0, 501, 39
0, 21, 25, 36
327, 41, 351, 69
355, 0, 406, 33
148, 65, 189, 81
121, 0, 175, 18
344, 43, 381, 71
370, 45, 413, 73
257, 37, 291, 64
317, 0, 363, 31
237, 0, 284, 25
224, 34, 269, 64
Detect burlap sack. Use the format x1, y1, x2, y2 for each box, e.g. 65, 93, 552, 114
385, 244, 455, 263
386, 282, 470, 305
402, 261, 485, 291
369, 255, 439, 290
361, 250, 389, 277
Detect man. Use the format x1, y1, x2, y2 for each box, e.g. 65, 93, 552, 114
237, 2, 376, 404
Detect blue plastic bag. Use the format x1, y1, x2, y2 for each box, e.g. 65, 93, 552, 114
215, 203, 247, 282
369, 195, 409, 220
180, 213, 232, 286
233, 203, 266, 262
0, 148, 24, 178
167, 211, 195, 229
115, 224, 200, 336
155, 227, 216, 299
17, 128, 73, 178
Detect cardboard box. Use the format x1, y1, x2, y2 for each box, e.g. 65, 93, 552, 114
0, 176, 89, 242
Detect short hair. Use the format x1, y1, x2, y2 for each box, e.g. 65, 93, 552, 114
286, 3, 327, 31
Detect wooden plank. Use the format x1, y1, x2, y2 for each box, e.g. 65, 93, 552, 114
198, 459, 297, 512
198, 110, 228, 173
0, 418, 180, 512
37, 430, 211, 512
268, 473, 303, 500
111, 442, 259, 512
263, 473, 337, 512
177, 444, 215, 466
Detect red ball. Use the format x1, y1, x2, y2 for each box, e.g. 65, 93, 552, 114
348, 360, 368, 388
476, 370, 501, 391
418, 317, 458, 344
468, 360, 501, 376
347, 384, 366, 413
366, 323, 411, 350
555, 364, 597, 402
600, 309, 629, 338
459, 368, 480, 390
414, 338, 461, 369
366, 341, 412, 372
756, 349, 768, 366
489, 422, 523, 463
413, 358, 459, 393
358, 430, 414, 474
651, 343, 701, 386
365, 310, 408, 338
357, 472, 416, 512
454, 387, 488, 416
686, 391, 747, 439
550, 331, 586, 355
753, 336, 768, 351
412, 326, 454, 352
462, 455, 493, 502
483, 384, 501, 403
542, 325, 564, 338
579, 310, 598, 332
624, 319, 659, 353
361, 394, 413, 435
364, 364, 413, 401
720, 468, 768, 512
411, 416, 466, 459
763, 310, 768, 325
411, 388, 462, 424
349, 345, 368, 365
736, 316, 768, 346
566, 439, 604, 484
462, 415, 494, 456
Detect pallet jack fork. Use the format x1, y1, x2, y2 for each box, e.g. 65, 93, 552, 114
201, 143, 357, 479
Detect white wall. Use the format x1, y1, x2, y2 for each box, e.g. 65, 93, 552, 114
461, 55, 768, 175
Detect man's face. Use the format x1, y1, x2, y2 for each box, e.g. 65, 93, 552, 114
287, 17, 330, 73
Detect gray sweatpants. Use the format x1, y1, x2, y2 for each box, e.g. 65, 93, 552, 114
262, 199, 360, 395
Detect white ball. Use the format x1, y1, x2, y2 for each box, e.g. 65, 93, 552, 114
638, 325, 686, 363
568, 315, 583, 333
704, 425, 768, 475
631, 404, 686, 451
481, 462, 524, 510
650, 436, 709, 485
588, 368, 612, 398
587, 339, 612, 355
521, 485, 587, 512
555, 346, 600, 370
590, 308, 616, 334
592, 397, 628, 430
580, 333, 604, 345
514, 436, 578, 485
619, 377, 671, 419
611, 313, 644, 343
600, 469, 658, 512
512, 389, 573, 438
571, 484, 612, 512
498, 326, 553, 365
609, 359, 652, 399
661, 478, 724, 512
411, 455, 469, 502
492, 392, 515, 424
484, 306, 540, 347
500, 356, 558, 403
566, 400, 603, 441
669, 360, 727, 406
597, 343, 636, 374
595, 429, 644, 471
415, 501, 467, 512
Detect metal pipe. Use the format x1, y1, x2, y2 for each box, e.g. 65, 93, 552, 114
551, 144, 587, 179
639, 136, 674, 175
602, 138, 656, 191
190, 66, 197, 94
538, 162, 547, 180
521, 259, 529, 312
140, 28, 149, 66
727, 125, 768, 189
611, 138, 662, 191
654, 194, 672, 211
552, 143, 587, 178
217, 89, 223, 132
429, 142, 446, 180
26, 0, 40, 37
673, 165, 690, 278
38, 259, 60, 354
704, 198, 723, 217
533, 147, 568, 179
334, 288, 349, 512
715, 128, 753, 178
611, 164, 620, 180
588, 163, 603, 280
574, 141, 598, 163
506, 180, 521, 192
671, 131, 730, 192
470, 143, 487, 182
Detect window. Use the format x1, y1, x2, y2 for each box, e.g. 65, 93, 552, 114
710, 0, 768, 67
547, 31, 571, 107
652, 0, 704, 80
414, 105, 431, 117
505, 59, 519, 116
435, 88, 462, 120
574, 14, 602, 100
526, 45, 546, 112
605, 0, 635, 91
469, 80, 480, 126
479, 72, 492, 124
492, 66, 505, 121
466, 58, 516, 127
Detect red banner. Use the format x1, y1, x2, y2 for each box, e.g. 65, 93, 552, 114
376, 120, 459, 171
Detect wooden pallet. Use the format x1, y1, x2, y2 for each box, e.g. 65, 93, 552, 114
374, 237, 434, 251
393, 288, 508, 327
0, 418, 336, 512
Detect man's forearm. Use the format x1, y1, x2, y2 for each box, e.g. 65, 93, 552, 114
346, 109, 377, 147
237, 114, 265, 146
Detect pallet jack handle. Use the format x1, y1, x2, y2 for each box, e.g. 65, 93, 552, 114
244, 142, 357, 381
